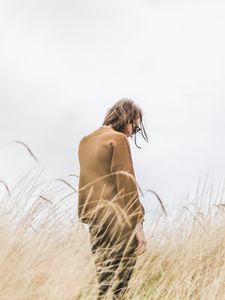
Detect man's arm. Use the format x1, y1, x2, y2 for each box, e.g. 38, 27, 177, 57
110, 133, 145, 227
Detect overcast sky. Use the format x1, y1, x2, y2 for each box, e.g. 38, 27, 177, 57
0, 0, 224, 222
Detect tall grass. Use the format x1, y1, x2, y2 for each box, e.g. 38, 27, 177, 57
0, 142, 225, 299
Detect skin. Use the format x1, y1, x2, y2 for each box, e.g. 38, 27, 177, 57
102, 117, 147, 255
134, 222, 147, 256
127, 118, 147, 256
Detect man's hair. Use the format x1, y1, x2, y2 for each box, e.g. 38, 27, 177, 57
102, 98, 148, 149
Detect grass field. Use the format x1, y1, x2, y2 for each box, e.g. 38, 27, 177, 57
0, 163, 225, 299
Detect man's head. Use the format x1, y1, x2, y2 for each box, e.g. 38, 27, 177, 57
102, 98, 148, 148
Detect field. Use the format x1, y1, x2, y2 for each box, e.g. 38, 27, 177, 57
0, 155, 225, 299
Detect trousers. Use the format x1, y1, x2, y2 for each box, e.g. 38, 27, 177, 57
89, 222, 138, 300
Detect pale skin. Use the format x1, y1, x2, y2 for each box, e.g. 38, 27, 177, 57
126, 117, 147, 256
103, 117, 147, 256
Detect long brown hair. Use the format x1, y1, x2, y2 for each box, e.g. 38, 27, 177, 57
102, 98, 148, 149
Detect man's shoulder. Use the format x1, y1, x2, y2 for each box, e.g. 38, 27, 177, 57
79, 128, 127, 145
111, 131, 127, 139
111, 131, 129, 148
79, 135, 88, 144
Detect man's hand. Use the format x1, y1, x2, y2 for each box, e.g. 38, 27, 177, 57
134, 222, 147, 256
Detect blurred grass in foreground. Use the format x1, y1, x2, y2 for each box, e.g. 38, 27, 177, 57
0, 167, 224, 300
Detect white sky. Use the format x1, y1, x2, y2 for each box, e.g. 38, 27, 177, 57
0, 0, 224, 222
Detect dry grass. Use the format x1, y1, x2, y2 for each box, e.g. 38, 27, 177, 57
0, 142, 225, 299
